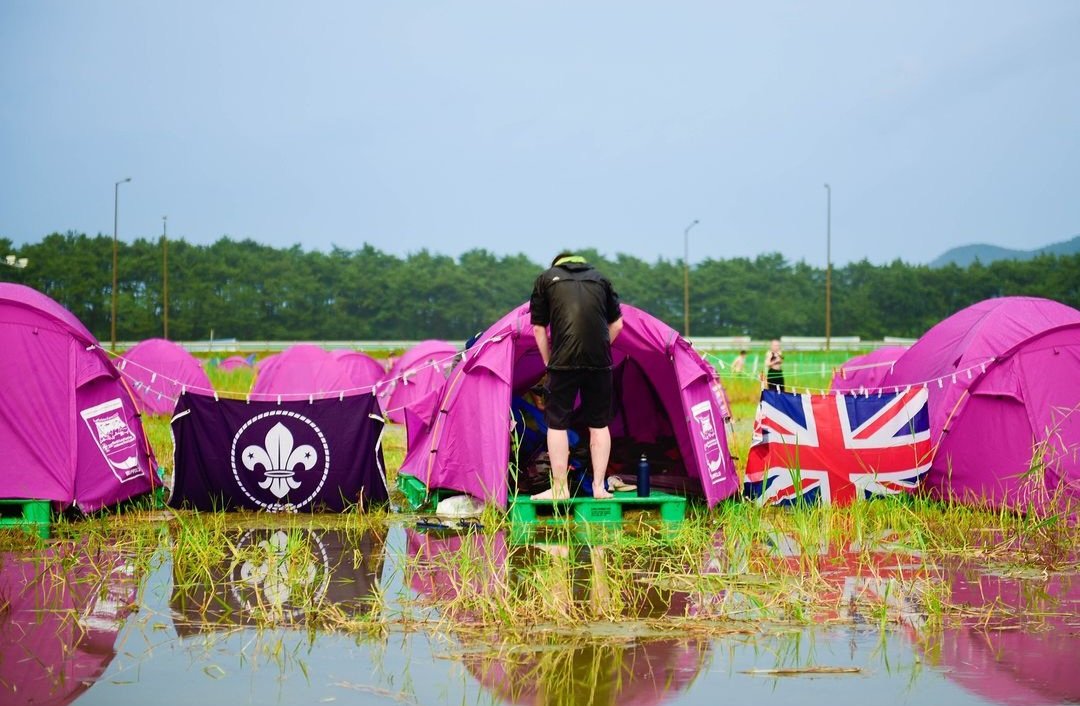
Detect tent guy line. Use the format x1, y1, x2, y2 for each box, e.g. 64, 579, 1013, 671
100, 341, 990, 407
699, 350, 993, 397
98, 345, 464, 408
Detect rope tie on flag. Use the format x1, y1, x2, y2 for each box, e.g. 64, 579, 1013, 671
696, 348, 996, 397
95, 344, 465, 414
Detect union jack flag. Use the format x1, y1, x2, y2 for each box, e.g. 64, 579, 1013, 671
744, 388, 933, 506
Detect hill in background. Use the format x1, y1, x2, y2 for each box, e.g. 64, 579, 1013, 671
931, 234, 1080, 267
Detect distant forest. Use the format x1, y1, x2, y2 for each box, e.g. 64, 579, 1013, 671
3, 232, 1079, 342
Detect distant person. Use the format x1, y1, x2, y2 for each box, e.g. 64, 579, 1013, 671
765, 339, 784, 392
529, 252, 623, 501
731, 349, 747, 374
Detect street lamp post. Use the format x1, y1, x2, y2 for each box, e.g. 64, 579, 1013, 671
111, 177, 132, 351
683, 219, 700, 338
162, 215, 169, 340
824, 183, 832, 352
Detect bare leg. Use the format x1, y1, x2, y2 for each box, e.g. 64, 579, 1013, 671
532, 428, 571, 500
589, 426, 613, 499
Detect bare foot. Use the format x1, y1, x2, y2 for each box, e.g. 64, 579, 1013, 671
532, 485, 570, 501
592, 483, 614, 500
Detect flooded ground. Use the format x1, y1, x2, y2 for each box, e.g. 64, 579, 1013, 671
2, 508, 1078, 706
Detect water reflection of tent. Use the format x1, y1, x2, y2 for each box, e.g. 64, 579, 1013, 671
378, 340, 456, 424
917, 568, 1080, 706
0, 546, 137, 706
170, 528, 385, 633
405, 529, 708, 706
0, 283, 160, 510
118, 338, 213, 415
882, 297, 1080, 513
464, 639, 707, 706
830, 346, 907, 392
399, 303, 738, 507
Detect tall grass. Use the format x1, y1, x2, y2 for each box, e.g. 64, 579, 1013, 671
5, 347, 1072, 672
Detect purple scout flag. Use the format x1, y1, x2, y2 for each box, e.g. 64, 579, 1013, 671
169, 392, 388, 511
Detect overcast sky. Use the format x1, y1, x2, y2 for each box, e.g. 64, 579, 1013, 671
2, 1, 1078, 266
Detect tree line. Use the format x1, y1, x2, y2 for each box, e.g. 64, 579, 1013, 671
2, 232, 1079, 342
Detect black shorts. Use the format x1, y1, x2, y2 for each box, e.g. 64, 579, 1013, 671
544, 369, 613, 430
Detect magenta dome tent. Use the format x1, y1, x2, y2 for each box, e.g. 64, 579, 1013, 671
254, 353, 278, 371
217, 355, 252, 371
251, 345, 359, 400
882, 297, 1080, 513
118, 338, 213, 415
831, 346, 907, 393
0, 284, 160, 511
330, 349, 386, 390
399, 303, 738, 508
379, 340, 456, 423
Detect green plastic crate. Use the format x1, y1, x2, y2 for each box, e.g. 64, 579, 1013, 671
0, 499, 50, 539
395, 474, 462, 512
396, 473, 431, 511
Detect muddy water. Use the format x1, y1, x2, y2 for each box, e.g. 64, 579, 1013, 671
2, 524, 1078, 706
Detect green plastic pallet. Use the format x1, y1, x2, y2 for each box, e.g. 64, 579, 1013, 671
509, 490, 687, 527
0, 499, 50, 539
395, 473, 464, 512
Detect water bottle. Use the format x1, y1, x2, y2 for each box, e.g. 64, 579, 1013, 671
636, 454, 650, 497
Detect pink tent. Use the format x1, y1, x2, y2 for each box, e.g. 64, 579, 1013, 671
330, 349, 386, 390
0, 284, 160, 511
830, 346, 907, 392
882, 297, 1080, 513
254, 353, 278, 370
399, 303, 738, 507
378, 340, 456, 423
217, 355, 252, 371
251, 345, 357, 400
118, 338, 213, 415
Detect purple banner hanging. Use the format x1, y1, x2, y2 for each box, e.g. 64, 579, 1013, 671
169, 392, 387, 511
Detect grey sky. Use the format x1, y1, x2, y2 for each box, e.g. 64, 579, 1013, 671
2, 1, 1078, 266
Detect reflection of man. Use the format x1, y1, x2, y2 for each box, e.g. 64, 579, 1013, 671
530, 253, 623, 500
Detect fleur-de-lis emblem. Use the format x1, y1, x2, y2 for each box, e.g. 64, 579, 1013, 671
242, 422, 318, 499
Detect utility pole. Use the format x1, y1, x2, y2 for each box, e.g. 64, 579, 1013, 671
111, 177, 132, 351
824, 183, 832, 352
162, 215, 169, 339
683, 219, 699, 337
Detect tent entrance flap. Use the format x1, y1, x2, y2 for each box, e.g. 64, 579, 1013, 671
509, 356, 691, 497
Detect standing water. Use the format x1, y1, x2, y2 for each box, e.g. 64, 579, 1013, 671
1, 511, 1077, 706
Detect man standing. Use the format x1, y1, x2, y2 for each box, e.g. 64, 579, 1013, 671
529, 252, 623, 500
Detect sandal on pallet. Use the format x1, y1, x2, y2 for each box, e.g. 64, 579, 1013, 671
606, 476, 637, 493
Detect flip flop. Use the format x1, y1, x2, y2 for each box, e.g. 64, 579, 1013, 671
607, 476, 637, 492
